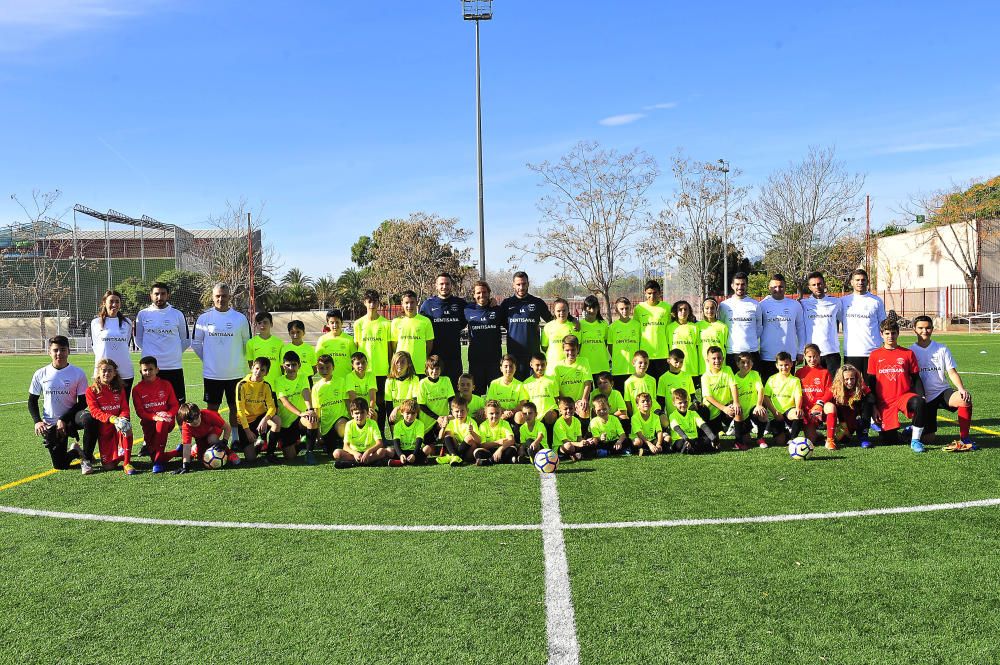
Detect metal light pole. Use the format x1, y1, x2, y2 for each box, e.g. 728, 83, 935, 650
718, 159, 730, 296
462, 1, 492, 281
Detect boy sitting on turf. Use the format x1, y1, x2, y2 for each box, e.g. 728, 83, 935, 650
624, 350, 657, 417
518, 401, 549, 460
274, 351, 319, 463
132, 355, 180, 474
333, 397, 390, 467
343, 352, 378, 421
523, 354, 559, 426
796, 344, 832, 444
763, 351, 803, 447
474, 399, 517, 465
589, 393, 627, 455
312, 354, 348, 455
668, 388, 719, 454
552, 395, 589, 460
486, 355, 528, 431
418, 355, 455, 444
440, 396, 480, 465
700, 346, 741, 442
630, 392, 664, 456
456, 373, 486, 423
174, 403, 232, 474
733, 352, 768, 450
385, 398, 429, 465
591, 372, 630, 434
234, 356, 280, 464
657, 348, 696, 429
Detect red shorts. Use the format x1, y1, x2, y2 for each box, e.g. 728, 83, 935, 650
877, 393, 917, 430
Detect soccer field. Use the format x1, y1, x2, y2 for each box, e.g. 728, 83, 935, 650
2, 334, 999, 664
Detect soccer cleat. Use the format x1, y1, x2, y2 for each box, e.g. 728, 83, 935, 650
943, 440, 974, 453
172, 463, 190, 475
265, 452, 280, 464
860, 439, 873, 449
124, 463, 137, 476
961, 437, 978, 451
758, 441, 768, 449
138, 443, 149, 458
869, 422, 882, 433
305, 451, 317, 466
824, 439, 838, 451
80, 459, 94, 475
387, 459, 404, 467
151, 463, 165, 474
334, 460, 356, 469
734, 442, 750, 451
911, 440, 926, 453
226, 451, 242, 466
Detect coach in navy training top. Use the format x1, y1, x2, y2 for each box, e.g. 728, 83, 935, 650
420, 272, 467, 388
465, 280, 504, 391
499, 272, 553, 380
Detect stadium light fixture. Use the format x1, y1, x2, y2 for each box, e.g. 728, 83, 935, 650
462, 1, 492, 281
718, 159, 730, 295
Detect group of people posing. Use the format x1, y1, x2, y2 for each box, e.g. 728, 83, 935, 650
27, 267, 977, 476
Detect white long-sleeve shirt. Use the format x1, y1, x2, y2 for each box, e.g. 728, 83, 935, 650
719, 296, 762, 353
191, 307, 251, 380
91, 316, 134, 379
840, 293, 887, 357
800, 295, 843, 356
757, 296, 805, 361
135, 304, 190, 370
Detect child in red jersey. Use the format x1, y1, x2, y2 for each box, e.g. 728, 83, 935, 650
823, 363, 873, 450
174, 403, 232, 473
866, 319, 928, 452
131, 356, 180, 473
795, 344, 832, 444
84, 358, 135, 474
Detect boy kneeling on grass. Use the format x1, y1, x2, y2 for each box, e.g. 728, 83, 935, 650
132, 355, 180, 474
630, 392, 664, 456
763, 351, 803, 448
668, 388, 719, 454
588, 393, 628, 456
234, 356, 280, 465
518, 401, 549, 461
333, 398, 391, 468
552, 395, 591, 461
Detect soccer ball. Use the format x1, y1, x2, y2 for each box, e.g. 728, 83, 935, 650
533, 449, 559, 474
114, 417, 132, 434
202, 446, 227, 470
788, 437, 814, 460
834, 422, 850, 443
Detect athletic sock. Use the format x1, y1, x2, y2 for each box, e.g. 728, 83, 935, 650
305, 429, 317, 453
825, 411, 836, 440
442, 436, 458, 456
910, 425, 924, 443
957, 405, 972, 439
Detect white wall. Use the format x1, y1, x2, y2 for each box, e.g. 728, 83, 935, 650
876, 221, 987, 290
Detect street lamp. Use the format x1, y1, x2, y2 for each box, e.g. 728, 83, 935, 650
462, 1, 492, 281
718, 159, 730, 295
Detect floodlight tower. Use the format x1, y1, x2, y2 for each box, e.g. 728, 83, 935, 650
462, 0, 492, 280
718, 159, 730, 295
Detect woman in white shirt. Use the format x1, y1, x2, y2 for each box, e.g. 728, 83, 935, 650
91, 290, 135, 393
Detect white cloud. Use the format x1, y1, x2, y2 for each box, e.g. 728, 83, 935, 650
878, 142, 972, 155
0, 0, 167, 52
599, 113, 645, 127
643, 102, 678, 110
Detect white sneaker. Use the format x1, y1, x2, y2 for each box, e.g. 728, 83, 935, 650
80, 458, 94, 475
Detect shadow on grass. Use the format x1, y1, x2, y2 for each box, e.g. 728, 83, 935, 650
554, 468, 596, 474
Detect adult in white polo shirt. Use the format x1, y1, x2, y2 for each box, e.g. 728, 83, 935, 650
839, 269, 886, 379
192, 283, 251, 434
800, 271, 843, 377
91, 289, 134, 394
719, 272, 763, 373
136, 281, 190, 402
756, 273, 805, 385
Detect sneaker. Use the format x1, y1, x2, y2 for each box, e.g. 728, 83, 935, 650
473, 449, 492, 466
334, 460, 356, 469
824, 439, 838, 451
758, 441, 768, 449
961, 437, 978, 451
305, 451, 317, 466
869, 422, 882, 433
387, 459, 404, 467
80, 459, 94, 475
265, 452, 280, 464
943, 440, 974, 453
860, 439, 873, 449
151, 463, 165, 474
622, 448, 632, 456
138, 443, 149, 458
911, 440, 926, 453
124, 463, 137, 476
733, 442, 750, 451
172, 463, 190, 475
227, 452, 242, 466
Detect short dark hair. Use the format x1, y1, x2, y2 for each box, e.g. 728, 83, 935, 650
913, 315, 934, 327
351, 351, 368, 363
252, 356, 271, 371
770, 273, 785, 283
775, 351, 793, 362
282, 351, 301, 364
706, 346, 723, 357
349, 397, 368, 413
363, 289, 380, 303
594, 371, 613, 385
806, 271, 825, 282
643, 279, 661, 292
850, 269, 869, 280
255, 311, 273, 324
732, 272, 748, 282
326, 309, 343, 321
880, 319, 899, 334
513, 271, 529, 281
425, 354, 441, 370
150, 282, 170, 293
400, 290, 418, 301
139, 355, 158, 367
668, 348, 686, 361
436, 272, 453, 282
287, 319, 305, 333
561, 334, 580, 348
48, 335, 69, 349
530, 352, 547, 364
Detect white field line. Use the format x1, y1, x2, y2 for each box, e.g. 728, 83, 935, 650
2, 497, 998, 534
539, 473, 581, 665
962, 372, 1000, 376
0, 400, 28, 407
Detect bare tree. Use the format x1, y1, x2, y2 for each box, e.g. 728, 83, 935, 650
509, 141, 657, 314
192, 199, 281, 312
899, 176, 1000, 311
645, 154, 750, 299
365, 213, 473, 298
749, 146, 865, 292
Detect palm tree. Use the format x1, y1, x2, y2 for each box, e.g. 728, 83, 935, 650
281, 268, 314, 289
314, 275, 336, 310
334, 268, 366, 319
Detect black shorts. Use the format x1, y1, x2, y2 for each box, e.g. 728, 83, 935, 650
203, 378, 238, 406
924, 389, 958, 434
237, 414, 266, 448
278, 423, 306, 448
707, 413, 732, 435
766, 410, 797, 435
158, 368, 186, 403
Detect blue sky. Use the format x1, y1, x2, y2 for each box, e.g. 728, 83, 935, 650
2, 0, 998, 283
